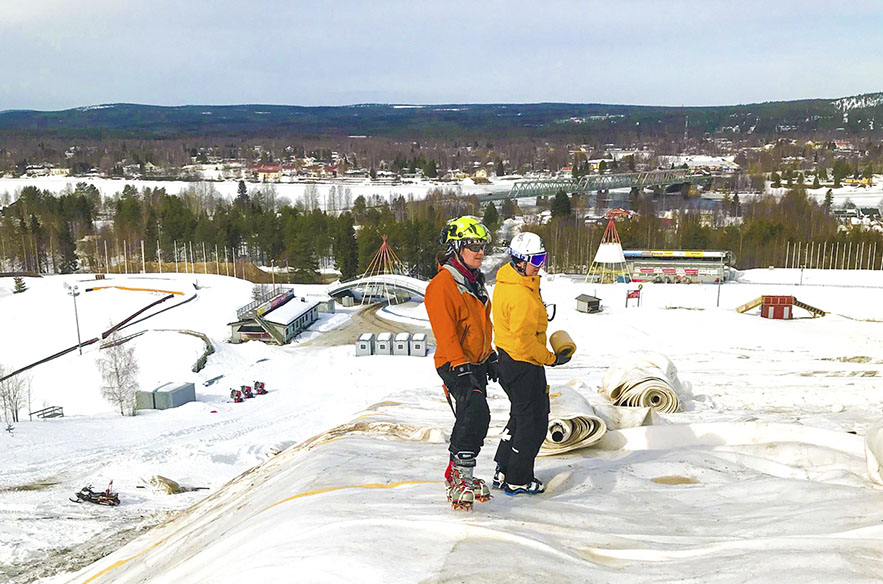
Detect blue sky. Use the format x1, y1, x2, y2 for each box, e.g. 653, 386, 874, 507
2, 0, 882, 111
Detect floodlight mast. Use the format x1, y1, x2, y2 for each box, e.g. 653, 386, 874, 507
64, 283, 83, 356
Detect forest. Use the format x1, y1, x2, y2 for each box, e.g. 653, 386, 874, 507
2, 179, 881, 282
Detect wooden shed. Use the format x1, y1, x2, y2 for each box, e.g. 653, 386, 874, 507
575, 293, 602, 313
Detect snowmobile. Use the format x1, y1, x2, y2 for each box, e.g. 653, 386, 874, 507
71, 481, 120, 506
230, 388, 244, 403
241, 384, 255, 399
253, 381, 268, 395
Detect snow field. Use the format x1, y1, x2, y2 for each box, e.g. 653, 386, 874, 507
0, 268, 882, 582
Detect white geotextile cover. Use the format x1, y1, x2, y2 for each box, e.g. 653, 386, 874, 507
600, 351, 682, 414
592, 242, 627, 264
539, 387, 607, 455
864, 418, 883, 486
539, 385, 653, 456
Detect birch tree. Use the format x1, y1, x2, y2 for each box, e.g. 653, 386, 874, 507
97, 333, 140, 416
0, 365, 29, 423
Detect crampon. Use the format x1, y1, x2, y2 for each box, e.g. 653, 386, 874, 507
445, 454, 492, 510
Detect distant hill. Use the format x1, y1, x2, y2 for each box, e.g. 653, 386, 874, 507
1, 94, 882, 139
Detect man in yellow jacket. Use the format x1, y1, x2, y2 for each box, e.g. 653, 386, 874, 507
492, 231, 570, 495
425, 216, 498, 510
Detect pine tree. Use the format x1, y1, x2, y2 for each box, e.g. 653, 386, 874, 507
57, 224, 78, 274
13, 277, 26, 294
550, 191, 572, 217
812, 174, 821, 189
289, 231, 320, 283
334, 213, 359, 279
482, 203, 500, 234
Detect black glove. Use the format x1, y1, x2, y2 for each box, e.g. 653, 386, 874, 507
485, 351, 499, 383
550, 351, 572, 367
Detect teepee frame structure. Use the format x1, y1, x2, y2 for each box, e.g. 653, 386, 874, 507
360, 235, 407, 305
586, 216, 632, 283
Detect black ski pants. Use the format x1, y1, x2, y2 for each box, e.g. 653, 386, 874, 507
437, 362, 490, 458
493, 349, 550, 485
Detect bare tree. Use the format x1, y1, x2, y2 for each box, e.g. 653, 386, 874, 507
97, 332, 140, 416
0, 365, 29, 423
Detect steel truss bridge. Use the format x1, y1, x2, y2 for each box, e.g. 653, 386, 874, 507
480, 169, 715, 202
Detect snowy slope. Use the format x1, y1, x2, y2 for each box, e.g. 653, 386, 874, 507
1, 269, 882, 583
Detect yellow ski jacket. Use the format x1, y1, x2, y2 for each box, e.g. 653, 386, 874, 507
492, 262, 556, 366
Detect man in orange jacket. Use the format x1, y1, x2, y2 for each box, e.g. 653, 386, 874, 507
425, 216, 497, 510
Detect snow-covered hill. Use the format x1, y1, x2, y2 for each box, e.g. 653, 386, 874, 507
1, 269, 883, 583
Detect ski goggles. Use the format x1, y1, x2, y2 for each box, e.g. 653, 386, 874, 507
464, 243, 486, 252
526, 252, 547, 267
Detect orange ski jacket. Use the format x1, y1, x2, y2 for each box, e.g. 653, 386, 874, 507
491, 262, 556, 366
425, 262, 494, 369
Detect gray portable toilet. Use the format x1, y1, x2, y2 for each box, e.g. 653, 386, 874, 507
375, 332, 393, 355
393, 332, 411, 356
152, 382, 196, 410
410, 332, 428, 357
355, 332, 375, 356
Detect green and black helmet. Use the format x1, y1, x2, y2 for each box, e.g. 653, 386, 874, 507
439, 216, 492, 251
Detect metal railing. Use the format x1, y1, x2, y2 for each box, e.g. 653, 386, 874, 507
236, 288, 283, 320
30, 406, 64, 419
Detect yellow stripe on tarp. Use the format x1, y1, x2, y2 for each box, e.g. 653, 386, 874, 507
88, 286, 183, 295
260, 480, 441, 514
80, 479, 441, 583
81, 540, 165, 583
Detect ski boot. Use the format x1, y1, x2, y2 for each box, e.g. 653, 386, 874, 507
445, 452, 491, 510
503, 477, 545, 496
492, 465, 506, 490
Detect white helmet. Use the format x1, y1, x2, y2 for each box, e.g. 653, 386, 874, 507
509, 232, 547, 267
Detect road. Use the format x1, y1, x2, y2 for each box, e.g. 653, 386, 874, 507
300, 302, 435, 348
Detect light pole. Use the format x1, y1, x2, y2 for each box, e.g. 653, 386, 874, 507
64, 283, 83, 355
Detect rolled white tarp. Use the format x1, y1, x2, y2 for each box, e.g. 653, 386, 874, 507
601, 352, 682, 414
539, 386, 607, 456
865, 418, 883, 486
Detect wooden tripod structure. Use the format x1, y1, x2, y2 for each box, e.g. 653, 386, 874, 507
360, 235, 407, 305
586, 215, 631, 283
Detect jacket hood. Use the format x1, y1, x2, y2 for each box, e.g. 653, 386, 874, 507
496, 262, 540, 292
